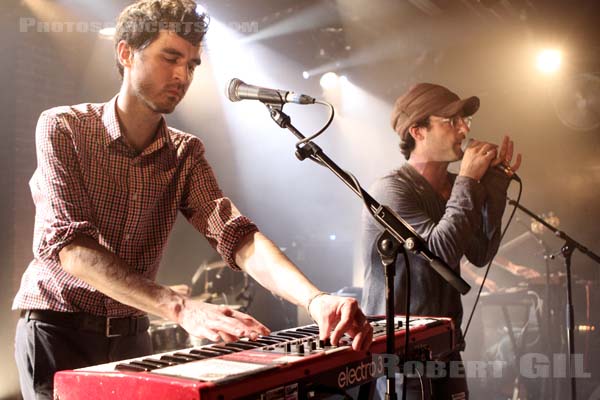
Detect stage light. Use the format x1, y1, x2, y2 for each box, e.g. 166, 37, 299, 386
319, 72, 339, 89
329, 234, 337, 241
536, 49, 562, 74
302, 71, 310, 79
98, 27, 115, 39
576, 324, 595, 332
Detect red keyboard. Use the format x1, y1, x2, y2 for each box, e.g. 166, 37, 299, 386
54, 315, 455, 400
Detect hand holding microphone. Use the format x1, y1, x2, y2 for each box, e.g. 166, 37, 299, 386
460, 136, 522, 181
459, 139, 498, 181
490, 135, 522, 180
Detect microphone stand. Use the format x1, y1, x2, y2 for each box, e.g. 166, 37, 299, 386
507, 197, 600, 400
377, 232, 402, 400
265, 104, 471, 400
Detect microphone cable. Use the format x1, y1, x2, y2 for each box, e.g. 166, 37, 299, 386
293, 100, 335, 167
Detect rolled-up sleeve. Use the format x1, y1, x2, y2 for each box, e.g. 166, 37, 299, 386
179, 140, 258, 270
32, 111, 99, 262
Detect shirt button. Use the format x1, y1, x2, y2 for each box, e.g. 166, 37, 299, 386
131, 193, 138, 201
124, 234, 131, 241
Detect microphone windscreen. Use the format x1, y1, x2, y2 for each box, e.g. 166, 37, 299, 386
226, 78, 243, 102
461, 138, 474, 154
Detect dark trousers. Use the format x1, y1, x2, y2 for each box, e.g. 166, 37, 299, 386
14, 316, 152, 400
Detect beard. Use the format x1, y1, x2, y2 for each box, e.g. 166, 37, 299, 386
135, 79, 182, 114
452, 143, 464, 161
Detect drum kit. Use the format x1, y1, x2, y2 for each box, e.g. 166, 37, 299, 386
149, 260, 253, 353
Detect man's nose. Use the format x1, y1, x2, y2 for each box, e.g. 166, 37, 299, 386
173, 64, 191, 84
456, 119, 470, 134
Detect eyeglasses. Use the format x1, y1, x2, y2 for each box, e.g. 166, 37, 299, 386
436, 115, 473, 129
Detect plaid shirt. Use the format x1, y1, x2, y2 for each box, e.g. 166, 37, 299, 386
13, 95, 258, 317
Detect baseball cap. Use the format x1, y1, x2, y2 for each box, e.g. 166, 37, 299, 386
390, 83, 480, 140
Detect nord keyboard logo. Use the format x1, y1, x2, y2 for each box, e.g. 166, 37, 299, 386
337, 355, 386, 388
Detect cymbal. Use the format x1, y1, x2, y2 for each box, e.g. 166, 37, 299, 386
188, 294, 242, 310
149, 300, 242, 325
526, 273, 571, 286
190, 293, 212, 302
201, 260, 228, 270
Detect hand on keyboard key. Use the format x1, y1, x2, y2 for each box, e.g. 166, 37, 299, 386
177, 299, 270, 342
307, 294, 373, 352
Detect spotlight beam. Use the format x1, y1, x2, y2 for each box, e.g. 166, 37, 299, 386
239, 3, 338, 44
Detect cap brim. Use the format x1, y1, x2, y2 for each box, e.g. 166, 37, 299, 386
436, 96, 480, 117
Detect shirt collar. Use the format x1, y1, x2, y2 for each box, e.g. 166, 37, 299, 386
141, 118, 176, 156
101, 94, 175, 155
101, 94, 122, 145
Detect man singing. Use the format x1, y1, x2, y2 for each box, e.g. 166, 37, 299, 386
360, 82, 521, 399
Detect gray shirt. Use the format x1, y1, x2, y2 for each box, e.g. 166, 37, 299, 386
360, 163, 510, 347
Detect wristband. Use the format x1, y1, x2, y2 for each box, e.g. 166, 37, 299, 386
306, 291, 328, 316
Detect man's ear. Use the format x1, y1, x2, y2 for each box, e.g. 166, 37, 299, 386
116, 40, 134, 72
408, 125, 425, 141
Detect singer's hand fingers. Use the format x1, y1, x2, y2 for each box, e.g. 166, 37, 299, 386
494, 136, 509, 166
504, 139, 514, 164
465, 139, 480, 149
482, 142, 497, 151
479, 143, 497, 157
484, 149, 497, 161
511, 153, 522, 172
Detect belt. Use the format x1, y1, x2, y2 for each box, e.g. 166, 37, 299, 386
21, 309, 150, 338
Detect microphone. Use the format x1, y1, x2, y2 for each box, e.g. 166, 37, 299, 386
462, 139, 521, 181
495, 163, 521, 182
226, 78, 316, 105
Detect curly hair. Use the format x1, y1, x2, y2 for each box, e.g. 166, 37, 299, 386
114, 0, 209, 77
399, 116, 430, 160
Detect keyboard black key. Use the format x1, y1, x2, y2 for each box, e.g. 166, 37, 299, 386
190, 348, 223, 358
142, 358, 175, 367
294, 328, 319, 335
206, 345, 236, 354
115, 363, 149, 372
160, 355, 191, 363
259, 336, 288, 343
174, 352, 205, 361
224, 342, 263, 350
276, 332, 306, 339
129, 361, 160, 371
289, 330, 314, 337
296, 325, 319, 333
255, 338, 281, 345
